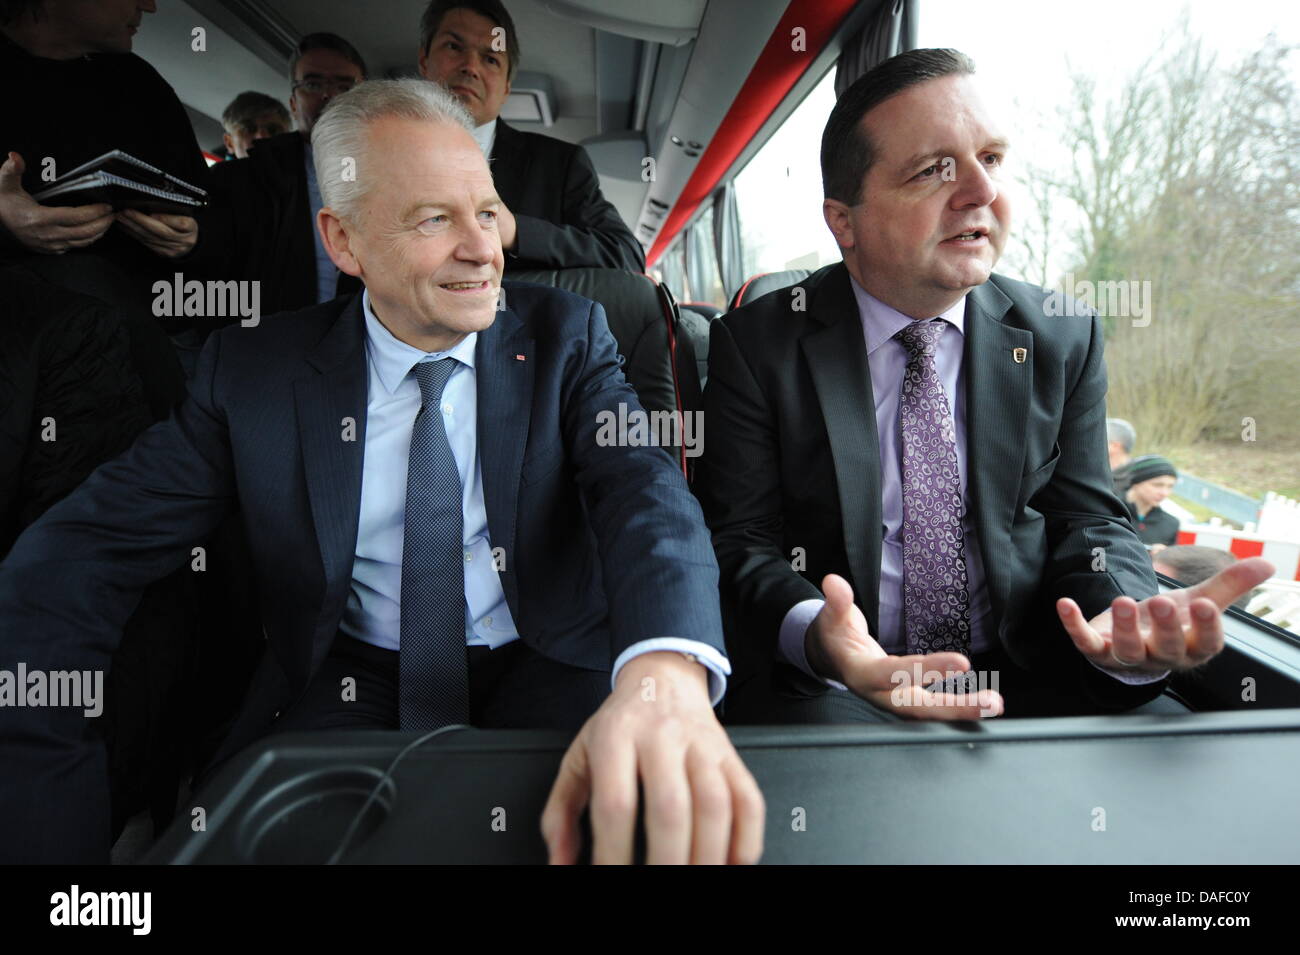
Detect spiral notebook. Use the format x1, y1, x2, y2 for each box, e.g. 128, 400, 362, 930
33, 149, 208, 216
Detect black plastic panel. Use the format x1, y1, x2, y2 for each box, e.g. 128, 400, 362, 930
147, 712, 1300, 864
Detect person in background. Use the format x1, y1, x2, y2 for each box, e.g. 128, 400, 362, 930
0, 0, 206, 400
416, 0, 645, 273
203, 32, 367, 316
1107, 418, 1137, 495
220, 91, 291, 160
0, 1, 227, 843
0, 0, 205, 273
1125, 454, 1180, 549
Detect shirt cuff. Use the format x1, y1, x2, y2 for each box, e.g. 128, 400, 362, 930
778, 599, 848, 691
1088, 658, 1170, 685
612, 638, 731, 707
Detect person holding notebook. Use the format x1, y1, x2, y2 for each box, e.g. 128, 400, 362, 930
0, 0, 208, 311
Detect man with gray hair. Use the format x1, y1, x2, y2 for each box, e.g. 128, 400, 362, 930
1107, 417, 1137, 493
0, 77, 763, 865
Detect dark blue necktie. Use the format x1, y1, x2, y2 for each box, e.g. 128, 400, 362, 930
399, 357, 469, 730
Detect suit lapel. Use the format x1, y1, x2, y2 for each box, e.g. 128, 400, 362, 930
294, 295, 369, 667
800, 266, 884, 631
963, 280, 1033, 615
475, 302, 534, 614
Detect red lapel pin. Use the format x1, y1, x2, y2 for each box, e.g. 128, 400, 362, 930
515, 354, 526, 361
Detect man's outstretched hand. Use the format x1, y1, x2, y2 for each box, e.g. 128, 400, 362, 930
540, 651, 765, 864
806, 574, 1004, 719
1057, 557, 1275, 673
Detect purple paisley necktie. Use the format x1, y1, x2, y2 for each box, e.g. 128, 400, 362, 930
894, 319, 972, 656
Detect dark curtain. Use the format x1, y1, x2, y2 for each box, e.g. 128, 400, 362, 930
658, 241, 688, 300
711, 183, 744, 299
684, 221, 712, 303
835, 0, 917, 95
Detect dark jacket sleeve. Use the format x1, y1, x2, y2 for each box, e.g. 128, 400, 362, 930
694, 317, 822, 661
561, 300, 725, 660
511, 144, 646, 273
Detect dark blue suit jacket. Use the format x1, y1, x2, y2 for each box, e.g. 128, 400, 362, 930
0, 283, 724, 861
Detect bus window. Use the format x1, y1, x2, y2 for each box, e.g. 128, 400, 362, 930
732, 68, 842, 280
681, 204, 725, 309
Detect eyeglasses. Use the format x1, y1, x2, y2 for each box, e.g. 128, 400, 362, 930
293, 78, 357, 96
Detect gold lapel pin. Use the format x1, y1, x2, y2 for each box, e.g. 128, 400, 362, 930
1012, 348, 1027, 363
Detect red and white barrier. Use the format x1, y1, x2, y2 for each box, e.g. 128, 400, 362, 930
1175, 522, 1300, 582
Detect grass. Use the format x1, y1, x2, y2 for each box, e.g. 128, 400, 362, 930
1160, 441, 1300, 500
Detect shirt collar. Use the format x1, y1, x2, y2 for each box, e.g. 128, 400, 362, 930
849, 275, 967, 356
471, 119, 497, 157
362, 288, 477, 395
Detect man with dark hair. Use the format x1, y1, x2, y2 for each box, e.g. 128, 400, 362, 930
416, 1, 644, 273
287, 32, 368, 135
697, 48, 1272, 723
220, 91, 291, 160
204, 32, 367, 315
288, 30, 368, 85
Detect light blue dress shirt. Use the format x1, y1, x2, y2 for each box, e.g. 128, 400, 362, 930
339, 290, 729, 703
779, 277, 1161, 688
303, 142, 340, 305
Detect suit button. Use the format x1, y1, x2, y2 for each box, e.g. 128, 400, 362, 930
273, 710, 281, 719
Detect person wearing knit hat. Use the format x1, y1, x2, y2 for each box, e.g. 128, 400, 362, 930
1125, 455, 1179, 548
